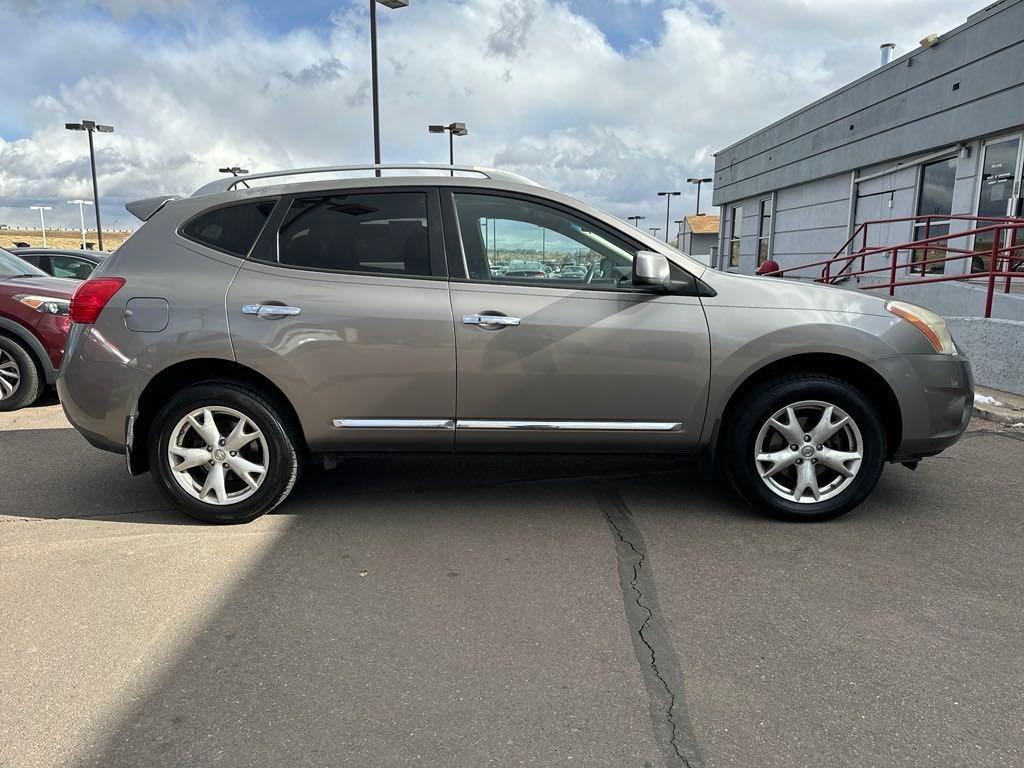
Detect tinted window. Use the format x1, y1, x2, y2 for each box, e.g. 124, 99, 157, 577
182, 200, 276, 257
274, 192, 430, 277
14, 252, 42, 268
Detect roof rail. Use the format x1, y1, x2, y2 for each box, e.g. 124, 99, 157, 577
191, 164, 541, 197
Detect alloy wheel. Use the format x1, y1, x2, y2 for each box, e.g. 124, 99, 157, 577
0, 349, 21, 401
754, 400, 864, 504
167, 406, 270, 506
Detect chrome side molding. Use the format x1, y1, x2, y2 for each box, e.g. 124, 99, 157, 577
332, 418, 681, 431
333, 418, 455, 429
456, 420, 682, 431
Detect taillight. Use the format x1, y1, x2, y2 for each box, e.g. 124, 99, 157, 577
70, 277, 126, 324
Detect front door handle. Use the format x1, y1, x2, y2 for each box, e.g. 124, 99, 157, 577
242, 304, 302, 319
463, 313, 521, 327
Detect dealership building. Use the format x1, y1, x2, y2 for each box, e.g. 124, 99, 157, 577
711, 0, 1024, 294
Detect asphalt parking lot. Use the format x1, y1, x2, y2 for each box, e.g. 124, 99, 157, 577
1, 402, 1022, 768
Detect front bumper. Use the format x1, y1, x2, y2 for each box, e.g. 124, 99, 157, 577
871, 352, 973, 461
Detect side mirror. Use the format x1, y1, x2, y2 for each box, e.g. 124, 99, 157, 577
633, 250, 671, 289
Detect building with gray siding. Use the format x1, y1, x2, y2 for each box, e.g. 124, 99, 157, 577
711, 0, 1024, 293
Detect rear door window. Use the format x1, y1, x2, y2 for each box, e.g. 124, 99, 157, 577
272, 192, 432, 277
50, 255, 96, 279
181, 200, 276, 257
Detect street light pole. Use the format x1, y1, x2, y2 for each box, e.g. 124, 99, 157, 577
67, 199, 93, 249
65, 120, 113, 250
370, 0, 410, 177
648, 226, 661, 238
657, 191, 681, 243
686, 176, 713, 216
29, 206, 52, 247
627, 215, 645, 229
428, 122, 469, 176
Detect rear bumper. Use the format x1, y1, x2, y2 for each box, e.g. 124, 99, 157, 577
57, 328, 150, 455
872, 353, 973, 461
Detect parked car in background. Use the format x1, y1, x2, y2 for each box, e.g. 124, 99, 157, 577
557, 265, 588, 279
58, 164, 972, 525
503, 267, 547, 279
0, 248, 76, 410
11, 248, 107, 280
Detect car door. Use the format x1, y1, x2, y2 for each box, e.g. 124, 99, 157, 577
443, 190, 711, 452
226, 187, 456, 452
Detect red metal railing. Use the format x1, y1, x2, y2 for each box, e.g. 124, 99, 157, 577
762, 215, 1024, 318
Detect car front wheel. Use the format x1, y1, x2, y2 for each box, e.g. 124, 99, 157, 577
726, 375, 886, 522
149, 383, 300, 523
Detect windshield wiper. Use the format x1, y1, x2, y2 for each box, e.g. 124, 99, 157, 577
5, 273, 44, 279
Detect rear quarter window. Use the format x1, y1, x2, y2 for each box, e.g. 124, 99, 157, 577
181, 200, 276, 257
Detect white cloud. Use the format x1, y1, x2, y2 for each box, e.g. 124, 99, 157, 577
0, 0, 979, 233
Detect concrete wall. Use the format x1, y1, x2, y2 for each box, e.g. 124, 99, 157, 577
946, 316, 1024, 395
712, 0, 1024, 206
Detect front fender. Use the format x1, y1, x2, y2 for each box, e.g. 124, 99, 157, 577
700, 307, 930, 441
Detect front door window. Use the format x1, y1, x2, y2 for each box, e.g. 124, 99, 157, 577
451, 193, 640, 290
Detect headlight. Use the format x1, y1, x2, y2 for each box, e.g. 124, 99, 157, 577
886, 300, 956, 354
14, 294, 71, 316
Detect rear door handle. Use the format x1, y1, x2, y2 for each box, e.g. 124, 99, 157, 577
463, 313, 521, 327
242, 304, 302, 319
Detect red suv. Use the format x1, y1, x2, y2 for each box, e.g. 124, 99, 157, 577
0, 248, 76, 410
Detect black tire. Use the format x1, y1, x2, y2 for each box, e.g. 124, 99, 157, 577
148, 382, 300, 524
0, 335, 43, 412
724, 374, 886, 522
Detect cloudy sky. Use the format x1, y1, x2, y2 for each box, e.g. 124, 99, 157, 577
0, 0, 972, 233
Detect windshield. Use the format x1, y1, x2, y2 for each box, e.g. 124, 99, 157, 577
0, 248, 47, 278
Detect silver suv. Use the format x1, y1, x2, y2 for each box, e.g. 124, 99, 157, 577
58, 165, 973, 524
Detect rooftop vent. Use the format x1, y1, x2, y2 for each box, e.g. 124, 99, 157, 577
879, 42, 895, 66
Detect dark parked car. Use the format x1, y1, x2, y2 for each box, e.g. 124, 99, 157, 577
11, 248, 107, 280
0, 248, 76, 410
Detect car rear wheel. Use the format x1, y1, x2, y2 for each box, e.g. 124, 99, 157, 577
149, 382, 300, 524
0, 336, 43, 412
725, 375, 886, 522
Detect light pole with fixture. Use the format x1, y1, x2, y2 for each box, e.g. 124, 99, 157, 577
648, 226, 661, 238
627, 215, 645, 229
686, 176, 712, 216
370, 0, 410, 176
657, 191, 681, 243
29, 206, 52, 247
65, 120, 113, 250
67, 199, 94, 249
673, 218, 685, 243
428, 122, 469, 175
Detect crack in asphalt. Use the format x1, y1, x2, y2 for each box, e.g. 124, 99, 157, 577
596, 483, 703, 768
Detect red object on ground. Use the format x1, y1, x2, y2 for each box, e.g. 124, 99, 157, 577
756, 258, 781, 276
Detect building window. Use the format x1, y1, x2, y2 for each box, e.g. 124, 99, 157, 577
728, 205, 743, 267
911, 157, 956, 274
757, 198, 772, 265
